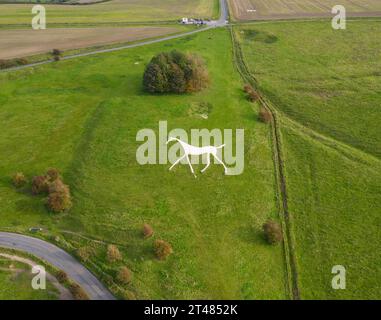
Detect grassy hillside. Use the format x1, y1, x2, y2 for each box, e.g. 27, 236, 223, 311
0, 28, 287, 299
237, 20, 381, 299
238, 20, 381, 158
0, 0, 218, 25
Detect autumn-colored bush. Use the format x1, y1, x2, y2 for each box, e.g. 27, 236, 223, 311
154, 239, 173, 260
12, 172, 27, 188
142, 224, 154, 239
46, 168, 60, 181
258, 107, 272, 124
46, 176, 72, 213
248, 90, 260, 102
143, 50, 209, 94
243, 84, 254, 94
70, 283, 89, 300
46, 189, 72, 213
55, 270, 68, 283
107, 244, 122, 262
263, 220, 283, 245
117, 266, 132, 284
48, 178, 67, 194
31, 175, 49, 194
76, 246, 94, 262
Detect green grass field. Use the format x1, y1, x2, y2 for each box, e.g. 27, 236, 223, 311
0, 28, 287, 299
0, 255, 59, 299
237, 20, 381, 299
0, 0, 219, 25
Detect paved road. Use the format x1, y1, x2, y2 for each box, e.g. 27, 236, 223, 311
1, 0, 229, 73
0, 232, 115, 300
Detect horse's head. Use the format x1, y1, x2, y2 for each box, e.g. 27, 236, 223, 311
166, 136, 178, 145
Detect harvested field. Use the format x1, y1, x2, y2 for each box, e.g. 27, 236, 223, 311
229, 0, 381, 20
0, 26, 179, 59
0, 0, 217, 25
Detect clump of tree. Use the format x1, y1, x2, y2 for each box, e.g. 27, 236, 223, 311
142, 223, 154, 239
117, 266, 132, 284
107, 244, 122, 263
27, 168, 72, 213
263, 220, 283, 245
258, 106, 272, 124
154, 239, 173, 260
143, 50, 209, 94
12, 172, 27, 188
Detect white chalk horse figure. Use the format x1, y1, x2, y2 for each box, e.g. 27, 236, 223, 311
166, 137, 228, 177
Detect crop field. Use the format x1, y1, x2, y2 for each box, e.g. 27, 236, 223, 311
236, 20, 381, 299
229, 0, 381, 20
0, 0, 219, 25
0, 26, 181, 59
0, 28, 288, 299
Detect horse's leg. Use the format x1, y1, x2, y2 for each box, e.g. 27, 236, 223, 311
185, 154, 197, 178
201, 153, 211, 173
169, 155, 186, 171
212, 154, 228, 174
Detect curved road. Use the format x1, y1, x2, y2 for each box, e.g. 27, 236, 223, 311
1, 0, 228, 73
0, 232, 115, 300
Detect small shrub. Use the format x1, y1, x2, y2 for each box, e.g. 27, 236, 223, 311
46, 168, 60, 181
48, 178, 67, 194
70, 283, 89, 300
154, 239, 173, 260
76, 246, 93, 262
258, 107, 272, 124
263, 220, 283, 245
12, 172, 27, 188
248, 90, 260, 102
46, 189, 72, 213
31, 175, 49, 194
243, 84, 254, 94
52, 48, 62, 56
117, 266, 132, 284
55, 270, 68, 283
142, 224, 154, 239
107, 244, 122, 262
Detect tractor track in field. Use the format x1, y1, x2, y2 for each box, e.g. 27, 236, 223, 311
230, 26, 300, 300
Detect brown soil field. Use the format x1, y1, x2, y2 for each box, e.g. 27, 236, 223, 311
229, 0, 381, 20
0, 26, 179, 59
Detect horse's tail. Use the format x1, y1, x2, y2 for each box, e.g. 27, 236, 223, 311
216, 144, 226, 149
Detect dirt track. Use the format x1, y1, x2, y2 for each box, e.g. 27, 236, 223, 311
0, 26, 178, 59
229, 0, 381, 20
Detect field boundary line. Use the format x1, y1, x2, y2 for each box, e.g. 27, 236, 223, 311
230, 26, 300, 300
0, 26, 213, 73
